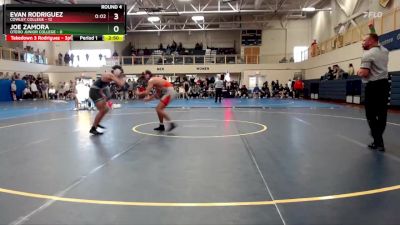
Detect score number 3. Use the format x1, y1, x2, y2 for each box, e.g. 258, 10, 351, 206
113, 13, 120, 33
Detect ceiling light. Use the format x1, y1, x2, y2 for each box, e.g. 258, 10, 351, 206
147, 16, 160, 22
302, 7, 316, 12
178, 0, 191, 2
192, 16, 204, 21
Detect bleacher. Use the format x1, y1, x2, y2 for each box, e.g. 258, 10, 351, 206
391, 72, 400, 106
303, 74, 400, 106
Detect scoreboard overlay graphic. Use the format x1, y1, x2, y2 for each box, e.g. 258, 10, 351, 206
3, 4, 126, 41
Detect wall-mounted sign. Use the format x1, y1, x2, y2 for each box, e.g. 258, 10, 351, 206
379, 29, 400, 51
196, 67, 209, 71
157, 67, 164, 71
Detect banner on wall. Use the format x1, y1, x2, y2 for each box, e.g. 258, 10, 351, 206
380, 0, 391, 8
379, 29, 400, 51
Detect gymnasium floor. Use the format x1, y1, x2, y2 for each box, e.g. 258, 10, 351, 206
0, 99, 400, 225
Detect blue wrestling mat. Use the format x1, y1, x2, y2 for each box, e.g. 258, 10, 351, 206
127, 98, 341, 109
0, 99, 341, 120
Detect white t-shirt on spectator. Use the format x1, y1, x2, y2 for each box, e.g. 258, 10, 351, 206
31, 83, 38, 92
23, 88, 31, 94
287, 81, 292, 91
11, 83, 17, 92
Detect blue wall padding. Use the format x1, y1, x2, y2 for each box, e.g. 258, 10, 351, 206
0, 80, 25, 101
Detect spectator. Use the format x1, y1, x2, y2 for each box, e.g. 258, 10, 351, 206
58, 52, 63, 65
323, 67, 334, 80
287, 79, 293, 98
279, 57, 288, 63
253, 85, 261, 98
190, 84, 201, 99
41, 49, 46, 63
30, 81, 38, 100
13, 47, 20, 61
130, 79, 137, 99
35, 48, 40, 63
261, 83, 270, 98
172, 40, 177, 50
49, 86, 56, 99
21, 48, 27, 62
64, 52, 70, 66
348, 63, 355, 76
23, 86, 32, 99
263, 80, 268, 88
41, 82, 49, 100
11, 80, 17, 101
195, 43, 201, 50
281, 84, 290, 99
293, 78, 304, 99
310, 39, 318, 57
333, 65, 345, 79
239, 85, 249, 98
70, 53, 74, 65
178, 86, 185, 99
182, 77, 190, 100
112, 50, 118, 58
287, 79, 292, 91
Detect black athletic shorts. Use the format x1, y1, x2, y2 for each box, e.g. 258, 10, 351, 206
89, 88, 105, 103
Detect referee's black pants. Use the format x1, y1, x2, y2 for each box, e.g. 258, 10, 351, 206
215, 88, 222, 103
365, 79, 389, 146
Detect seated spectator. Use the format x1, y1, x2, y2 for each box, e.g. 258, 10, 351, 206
253, 85, 261, 98
260, 84, 270, 98
49, 86, 57, 99
239, 85, 249, 98
333, 64, 346, 79
189, 84, 201, 98
322, 67, 334, 80
23, 86, 32, 99
280, 84, 291, 99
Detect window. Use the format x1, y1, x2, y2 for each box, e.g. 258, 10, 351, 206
293, 46, 308, 62
248, 75, 265, 89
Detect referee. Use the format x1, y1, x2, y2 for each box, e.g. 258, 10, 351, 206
357, 33, 389, 152
214, 75, 224, 103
